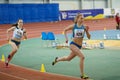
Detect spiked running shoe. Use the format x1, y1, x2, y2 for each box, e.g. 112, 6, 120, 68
5, 61, 9, 68
81, 74, 89, 79
52, 57, 58, 66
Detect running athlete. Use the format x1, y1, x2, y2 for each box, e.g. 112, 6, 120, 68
5, 19, 27, 67
52, 13, 91, 79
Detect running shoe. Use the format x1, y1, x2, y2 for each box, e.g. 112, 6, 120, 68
81, 74, 89, 79
5, 61, 9, 68
52, 57, 58, 66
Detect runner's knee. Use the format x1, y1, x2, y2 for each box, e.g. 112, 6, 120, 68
13, 49, 18, 53
78, 56, 85, 60
81, 56, 85, 60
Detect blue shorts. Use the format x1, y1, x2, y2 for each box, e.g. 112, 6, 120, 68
70, 41, 82, 49
11, 39, 21, 46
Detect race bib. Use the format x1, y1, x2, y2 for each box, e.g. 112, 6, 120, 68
13, 29, 23, 39
74, 29, 84, 38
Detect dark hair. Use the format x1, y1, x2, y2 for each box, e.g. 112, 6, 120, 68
12, 19, 23, 27
12, 23, 18, 27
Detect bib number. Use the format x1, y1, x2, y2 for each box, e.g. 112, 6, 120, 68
74, 29, 84, 38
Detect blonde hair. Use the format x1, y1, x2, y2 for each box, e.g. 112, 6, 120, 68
74, 13, 83, 23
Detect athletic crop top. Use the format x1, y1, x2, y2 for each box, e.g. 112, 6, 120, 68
13, 26, 24, 39
72, 24, 85, 38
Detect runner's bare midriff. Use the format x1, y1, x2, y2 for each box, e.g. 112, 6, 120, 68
73, 38, 83, 46
12, 38, 21, 42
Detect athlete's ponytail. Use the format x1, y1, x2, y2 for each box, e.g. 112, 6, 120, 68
11, 23, 18, 27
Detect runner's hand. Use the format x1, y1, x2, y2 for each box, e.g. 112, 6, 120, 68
85, 26, 89, 31
66, 40, 68, 43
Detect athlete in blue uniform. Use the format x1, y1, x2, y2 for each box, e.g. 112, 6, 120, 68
5, 19, 27, 67
52, 13, 91, 79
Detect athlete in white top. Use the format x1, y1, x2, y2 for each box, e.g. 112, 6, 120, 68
5, 19, 27, 67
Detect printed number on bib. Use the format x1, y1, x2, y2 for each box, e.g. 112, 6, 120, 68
74, 29, 84, 38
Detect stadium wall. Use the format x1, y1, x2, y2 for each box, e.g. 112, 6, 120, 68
0, 4, 59, 24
